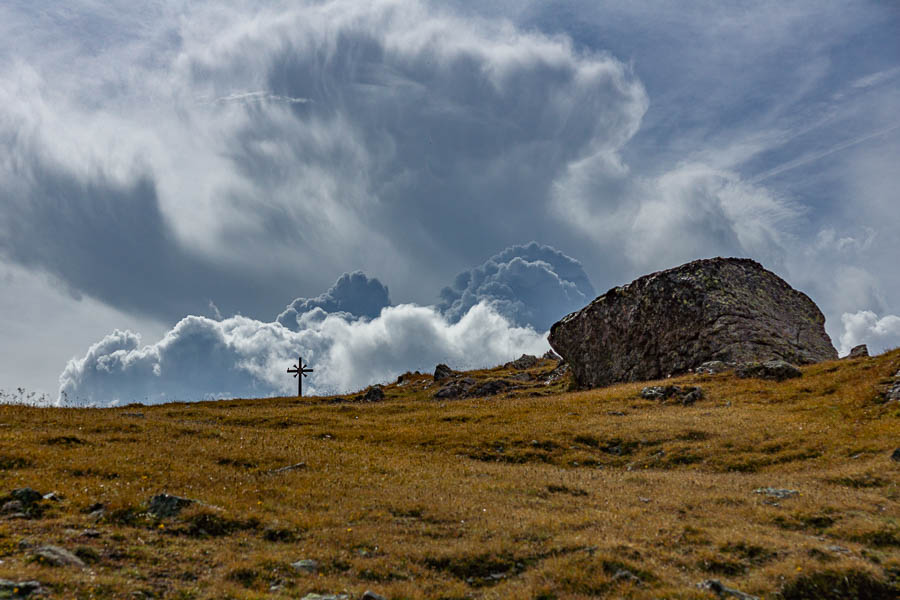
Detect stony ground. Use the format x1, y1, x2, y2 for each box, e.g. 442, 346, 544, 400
1, 351, 899, 599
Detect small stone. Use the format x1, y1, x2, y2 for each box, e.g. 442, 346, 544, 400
695, 361, 736, 375
542, 349, 562, 361
300, 594, 349, 600
10, 488, 43, 506
30, 545, 86, 568
754, 487, 799, 499
506, 354, 540, 370
1, 500, 24, 515
612, 568, 641, 584
891, 448, 900, 462
735, 360, 802, 382
147, 494, 195, 518
681, 387, 704, 405
826, 545, 851, 555
0, 579, 43, 597
433, 363, 454, 381
697, 579, 759, 599
291, 559, 319, 574
361, 592, 387, 600
361, 385, 384, 402
79, 529, 101, 538
847, 344, 869, 358
42, 492, 62, 502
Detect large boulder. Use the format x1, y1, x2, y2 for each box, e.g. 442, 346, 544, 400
548, 258, 837, 388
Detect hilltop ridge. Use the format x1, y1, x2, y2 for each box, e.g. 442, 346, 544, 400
0, 350, 898, 598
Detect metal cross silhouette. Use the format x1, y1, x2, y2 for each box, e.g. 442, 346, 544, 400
287, 356, 313, 397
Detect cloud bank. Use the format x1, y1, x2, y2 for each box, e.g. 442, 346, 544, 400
58, 302, 548, 407
439, 241, 595, 330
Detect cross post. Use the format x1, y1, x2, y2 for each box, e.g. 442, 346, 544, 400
287, 356, 314, 397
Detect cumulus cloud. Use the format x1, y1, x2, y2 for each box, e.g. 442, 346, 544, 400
276, 271, 391, 330
59, 302, 548, 407
439, 241, 595, 330
838, 311, 900, 357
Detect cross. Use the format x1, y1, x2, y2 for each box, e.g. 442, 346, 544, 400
287, 356, 314, 397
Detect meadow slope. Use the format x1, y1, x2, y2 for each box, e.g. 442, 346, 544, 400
1, 351, 899, 599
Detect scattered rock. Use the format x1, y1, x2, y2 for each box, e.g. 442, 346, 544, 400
0, 579, 43, 597
269, 462, 307, 474
754, 487, 799, 499
544, 362, 569, 385
434, 377, 475, 399
361, 592, 387, 600
612, 568, 641, 584
885, 382, 900, 403
697, 579, 759, 599
735, 360, 802, 382
291, 559, 319, 574
640, 385, 704, 405
891, 448, 900, 462
300, 594, 349, 600
1, 500, 24, 516
433, 364, 454, 381
433, 377, 510, 399
147, 494, 196, 518
549, 258, 836, 389
357, 385, 384, 402
30, 545, 86, 568
506, 354, 539, 370
11, 488, 43, 505
41, 492, 62, 502
542, 349, 562, 361
847, 344, 869, 358
79, 529, 101, 538
696, 361, 737, 375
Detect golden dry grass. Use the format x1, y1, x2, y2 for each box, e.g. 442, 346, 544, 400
1, 351, 899, 599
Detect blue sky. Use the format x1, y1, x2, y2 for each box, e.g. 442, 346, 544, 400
1, 1, 899, 404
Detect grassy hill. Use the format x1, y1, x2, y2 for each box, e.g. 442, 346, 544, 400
1, 350, 899, 599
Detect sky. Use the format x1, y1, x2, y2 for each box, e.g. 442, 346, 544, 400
1, 0, 899, 405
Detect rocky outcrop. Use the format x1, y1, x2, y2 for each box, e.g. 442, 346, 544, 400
549, 258, 837, 388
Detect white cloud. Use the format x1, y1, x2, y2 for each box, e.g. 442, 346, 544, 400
839, 310, 900, 356
58, 302, 549, 407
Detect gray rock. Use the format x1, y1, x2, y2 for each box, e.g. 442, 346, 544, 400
147, 493, 195, 518
30, 545, 86, 568
506, 354, 540, 370
433, 363, 454, 381
735, 360, 802, 382
640, 385, 703, 405
549, 258, 836, 389
697, 579, 759, 600
361, 592, 387, 600
754, 487, 799, 499
10, 488, 43, 506
695, 360, 737, 375
847, 344, 869, 358
1, 500, 24, 515
891, 448, 900, 462
542, 349, 562, 361
0, 579, 43, 597
360, 385, 384, 402
612, 568, 641, 584
300, 595, 349, 600
886, 383, 900, 403
544, 362, 569, 385
291, 559, 319, 574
